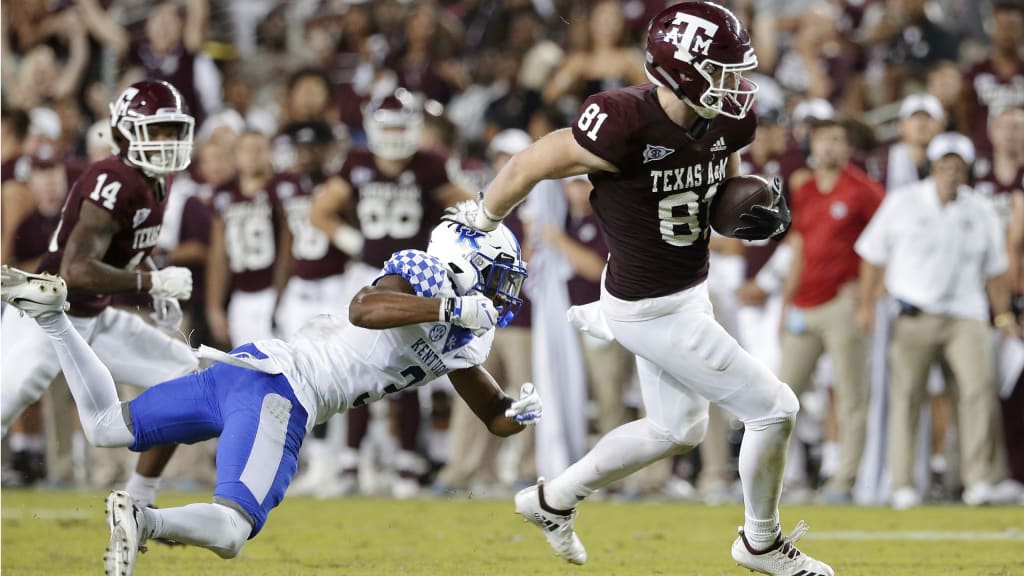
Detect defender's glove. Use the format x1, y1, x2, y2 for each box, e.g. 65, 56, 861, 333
331, 225, 364, 256
505, 382, 542, 425
150, 296, 183, 332
441, 294, 499, 335
442, 199, 502, 232
149, 266, 193, 300
734, 176, 791, 241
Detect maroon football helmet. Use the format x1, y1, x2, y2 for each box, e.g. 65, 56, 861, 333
645, 2, 758, 120
109, 80, 194, 175
363, 88, 423, 160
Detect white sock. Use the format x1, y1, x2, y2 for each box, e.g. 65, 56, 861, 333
739, 419, 791, 547
544, 418, 695, 511
126, 473, 161, 508
145, 503, 252, 559
9, 432, 45, 453
34, 313, 133, 447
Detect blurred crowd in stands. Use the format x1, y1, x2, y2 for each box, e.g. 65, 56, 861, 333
2, 0, 1022, 508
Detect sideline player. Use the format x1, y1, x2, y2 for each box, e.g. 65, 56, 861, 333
0, 219, 539, 575
311, 88, 474, 496
444, 3, 833, 575
1, 81, 199, 507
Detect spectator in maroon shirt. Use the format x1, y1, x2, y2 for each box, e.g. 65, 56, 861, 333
77, 0, 218, 126
961, 1, 1024, 154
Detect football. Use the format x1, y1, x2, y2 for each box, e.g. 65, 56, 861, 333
709, 175, 776, 238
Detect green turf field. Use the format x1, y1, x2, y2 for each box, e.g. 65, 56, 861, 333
2, 490, 1022, 575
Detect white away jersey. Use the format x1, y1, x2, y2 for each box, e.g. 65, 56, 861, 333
253, 249, 494, 426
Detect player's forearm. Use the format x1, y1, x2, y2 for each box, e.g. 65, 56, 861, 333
485, 398, 527, 437
450, 369, 525, 437
348, 289, 446, 329
550, 233, 605, 282
62, 258, 152, 294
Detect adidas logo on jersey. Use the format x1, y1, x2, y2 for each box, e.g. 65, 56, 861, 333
710, 137, 727, 153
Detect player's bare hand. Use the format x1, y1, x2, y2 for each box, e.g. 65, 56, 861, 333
442, 200, 501, 232
149, 266, 193, 300
505, 382, 542, 425
441, 294, 498, 335
150, 296, 183, 332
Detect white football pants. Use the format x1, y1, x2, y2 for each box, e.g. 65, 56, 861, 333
1, 307, 197, 434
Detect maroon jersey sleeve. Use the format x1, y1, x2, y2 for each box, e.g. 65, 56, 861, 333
571, 91, 642, 169
76, 162, 138, 230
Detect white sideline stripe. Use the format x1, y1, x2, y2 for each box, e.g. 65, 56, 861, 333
2, 508, 93, 520
808, 530, 1024, 541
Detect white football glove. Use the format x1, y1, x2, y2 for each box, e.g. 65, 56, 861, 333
149, 266, 193, 300
150, 296, 183, 332
441, 294, 498, 335
442, 199, 502, 232
505, 382, 542, 425
331, 225, 364, 256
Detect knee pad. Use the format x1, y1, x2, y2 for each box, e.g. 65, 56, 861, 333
87, 404, 133, 448
649, 414, 708, 452
743, 382, 799, 431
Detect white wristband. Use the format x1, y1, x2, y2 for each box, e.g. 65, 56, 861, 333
332, 226, 364, 256
473, 203, 503, 232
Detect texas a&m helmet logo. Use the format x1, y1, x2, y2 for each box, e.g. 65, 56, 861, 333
665, 12, 719, 63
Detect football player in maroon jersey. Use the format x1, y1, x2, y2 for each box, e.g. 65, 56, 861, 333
310, 87, 474, 498
1, 81, 198, 508
206, 131, 286, 347
274, 120, 351, 340
445, 4, 832, 575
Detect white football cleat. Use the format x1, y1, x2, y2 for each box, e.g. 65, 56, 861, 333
0, 265, 68, 318
891, 487, 922, 510
731, 520, 834, 576
104, 490, 148, 576
289, 460, 337, 496
514, 479, 587, 565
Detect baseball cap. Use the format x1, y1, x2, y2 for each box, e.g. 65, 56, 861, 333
488, 129, 533, 158
29, 144, 60, 169
926, 132, 975, 164
791, 98, 834, 125
899, 93, 945, 121
28, 107, 61, 141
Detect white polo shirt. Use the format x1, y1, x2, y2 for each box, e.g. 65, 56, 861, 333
855, 178, 1007, 321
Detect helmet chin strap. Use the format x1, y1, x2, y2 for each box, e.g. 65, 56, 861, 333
680, 97, 714, 139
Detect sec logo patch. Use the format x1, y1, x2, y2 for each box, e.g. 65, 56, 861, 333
429, 324, 446, 342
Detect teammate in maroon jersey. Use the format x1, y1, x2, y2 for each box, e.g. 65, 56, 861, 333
445, 4, 832, 575
274, 120, 353, 340
310, 87, 473, 498
206, 131, 286, 347
1, 81, 198, 508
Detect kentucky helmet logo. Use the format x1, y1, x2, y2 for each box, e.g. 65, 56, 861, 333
643, 144, 676, 164
455, 225, 485, 248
